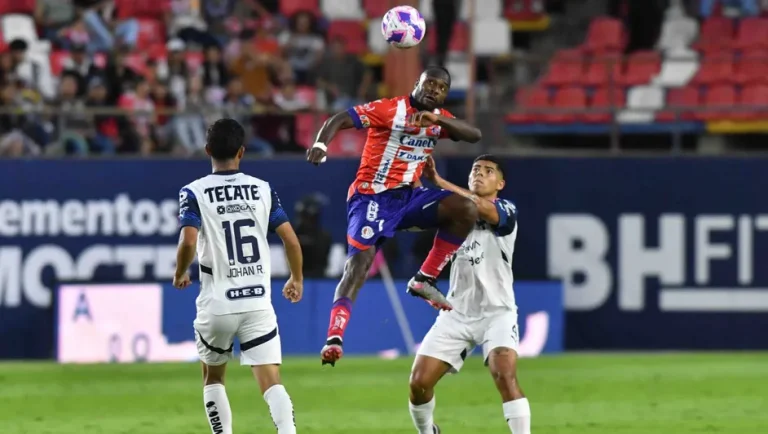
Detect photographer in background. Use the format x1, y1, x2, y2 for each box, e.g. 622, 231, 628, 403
294, 194, 332, 278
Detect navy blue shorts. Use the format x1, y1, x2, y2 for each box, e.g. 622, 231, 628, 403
346, 187, 452, 256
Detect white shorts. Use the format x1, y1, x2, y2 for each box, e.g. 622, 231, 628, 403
193, 308, 282, 367
416, 308, 519, 374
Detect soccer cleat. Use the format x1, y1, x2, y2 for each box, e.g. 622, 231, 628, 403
406, 272, 453, 311
321, 336, 343, 366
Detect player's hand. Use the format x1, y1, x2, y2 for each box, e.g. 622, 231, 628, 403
306, 143, 328, 166
282, 278, 303, 303
173, 272, 191, 289
409, 111, 439, 127
422, 156, 438, 182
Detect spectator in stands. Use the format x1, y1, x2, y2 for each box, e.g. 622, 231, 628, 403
219, 76, 273, 156
49, 73, 91, 155
293, 193, 332, 278
202, 44, 230, 91
700, 0, 759, 16
103, 48, 141, 104
34, 0, 78, 48
79, 0, 140, 52
174, 74, 208, 155
85, 77, 118, 154
165, 39, 191, 106
230, 43, 273, 102
316, 37, 373, 112
117, 77, 155, 155
151, 81, 178, 152
432, 0, 459, 67
9, 39, 54, 101
62, 44, 103, 97
273, 79, 312, 112
278, 11, 324, 85
0, 84, 41, 157
169, 0, 220, 48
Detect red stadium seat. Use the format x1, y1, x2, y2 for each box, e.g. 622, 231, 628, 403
733, 17, 768, 51
280, 0, 320, 17
696, 84, 737, 121
0, 0, 34, 15
733, 84, 768, 121
49, 51, 71, 77
582, 52, 623, 87
540, 49, 584, 87
693, 17, 734, 53
136, 19, 165, 50
363, 0, 391, 18
426, 22, 468, 54
506, 87, 550, 123
327, 21, 368, 55
691, 51, 734, 85
581, 87, 625, 123
581, 16, 625, 53
295, 113, 327, 148
619, 51, 660, 86
734, 50, 768, 85
543, 87, 586, 124
656, 86, 701, 122
116, 0, 170, 19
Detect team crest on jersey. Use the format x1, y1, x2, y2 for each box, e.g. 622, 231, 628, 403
361, 226, 374, 239
429, 125, 440, 136
359, 114, 371, 128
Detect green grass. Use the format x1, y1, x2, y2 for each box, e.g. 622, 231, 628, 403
2, 353, 767, 433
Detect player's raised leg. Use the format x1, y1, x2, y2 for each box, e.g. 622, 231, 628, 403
488, 347, 530, 433
409, 355, 450, 434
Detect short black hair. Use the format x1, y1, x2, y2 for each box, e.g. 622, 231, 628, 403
424, 65, 451, 87
206, 118, 245, 161
474, 154, 505, 179
9, 39, 27, 52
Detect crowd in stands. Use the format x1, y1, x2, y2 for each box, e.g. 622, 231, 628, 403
0, 0, 377, 157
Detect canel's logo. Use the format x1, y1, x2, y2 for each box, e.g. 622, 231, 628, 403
547, 213, 768, 312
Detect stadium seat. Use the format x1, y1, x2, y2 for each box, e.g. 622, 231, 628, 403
617, 85, 664, 123
0, 0, 34, 15
582, 53, 623, 87
460, 0, 503, 20
472, 18, 510, 56
2, 14, 39, 46
619, 51, 661, 86
657, 15, 699, 52
733, 49, 768, 85
280, 0, 320, 17
116, 0, 169, 19
581, 16, 625, 53
445, 58, 470, 89
367, 18, 389, 55
696, 84, 737, 121
543, 87, 587, 124
363, 0, 391, 18
49, 51, 71, 77
693, 17, 734, 53
540, 49, 584, 87
733, 84, 768, 121
691, 50, 734, 85
656, 86, 700, 122
654, 46, 699, 87
328, 21, 368, 55
733, 17, 768, 50
136, 19, 165, 51
321, 0, 365, 19
426, 22, 468, 54
419, 0, 435, 21
506, 87, 550, 123
582, 87, 625, 123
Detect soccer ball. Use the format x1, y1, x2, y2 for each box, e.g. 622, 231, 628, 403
381, 6, 426, 49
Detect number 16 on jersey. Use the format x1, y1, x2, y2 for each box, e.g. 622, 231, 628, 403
222, 218, 264, 277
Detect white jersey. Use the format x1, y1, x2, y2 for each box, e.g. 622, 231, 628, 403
178, 170, 289, 315
447, 198, 519, 318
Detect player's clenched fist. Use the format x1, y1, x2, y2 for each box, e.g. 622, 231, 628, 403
422, 156, 438, 182
307, 142, 328, 165
409, 110, 439, 127
173, 272, 191, 289
282, 278, 303, 303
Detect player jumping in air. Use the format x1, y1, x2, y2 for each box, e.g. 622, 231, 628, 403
306, 66, 483, 366
174, 118, 303, 434
408, 155, 531, 434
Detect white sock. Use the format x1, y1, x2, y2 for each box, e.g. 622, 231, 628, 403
203, 384, 233, 434
503, 398, 531, 434
409, 396, 436, 434
264, 384, 296, 434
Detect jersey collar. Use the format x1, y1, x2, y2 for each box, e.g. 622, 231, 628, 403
212, 170, 241, 176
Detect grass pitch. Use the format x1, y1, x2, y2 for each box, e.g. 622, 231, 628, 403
2, 353, 767, 433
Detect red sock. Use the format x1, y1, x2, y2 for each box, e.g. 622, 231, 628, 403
327, 297, 353, 340
419, 230, 466, 278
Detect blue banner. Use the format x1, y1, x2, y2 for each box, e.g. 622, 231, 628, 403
3, 157, 768, 355
54, 280, 563, 363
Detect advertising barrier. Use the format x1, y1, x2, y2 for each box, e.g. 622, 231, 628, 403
3, 157, 768, 355
55, 280, 564, 363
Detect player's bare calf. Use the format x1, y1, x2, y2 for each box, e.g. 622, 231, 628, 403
409, 355, 450, 434
488, 347, 531, 433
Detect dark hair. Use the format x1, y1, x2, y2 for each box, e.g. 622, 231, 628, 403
424, 65, 451, 86
474, 154, 505, 179
9, 39, 27, 52
206, 118, 245, 161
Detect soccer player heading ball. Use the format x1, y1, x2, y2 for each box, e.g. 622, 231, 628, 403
306, 66, 483, 366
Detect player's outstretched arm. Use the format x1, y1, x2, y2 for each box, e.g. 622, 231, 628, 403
275, 222, 304, 302
173, 226, 198, 288
307, 111, 355, 165
411, 111, 482, 143
422, 157, 500, 224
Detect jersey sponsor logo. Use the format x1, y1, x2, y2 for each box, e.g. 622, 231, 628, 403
397, 150, 428, 162
216, 203, 255, 215
206, 401, 224, 434
359, 114, 371, 128
361, 226, 374, 239
366, 201, 379, 222
374, 159, 392, 184
225, 285, 266, 300
399, 135, 437, 148
203, 184, 261, 203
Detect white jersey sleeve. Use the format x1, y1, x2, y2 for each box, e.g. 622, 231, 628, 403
178, 171, 290, 315
447, 198, 519, 318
